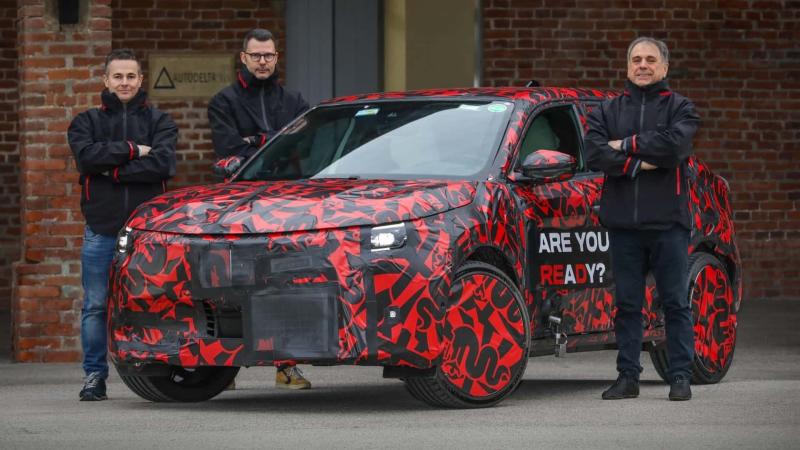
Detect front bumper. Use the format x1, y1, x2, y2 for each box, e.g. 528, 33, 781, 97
109, 220, 455, 369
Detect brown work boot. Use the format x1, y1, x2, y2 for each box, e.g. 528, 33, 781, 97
275, 366, 311, 390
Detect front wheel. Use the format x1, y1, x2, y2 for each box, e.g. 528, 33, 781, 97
117, 364, 240, 402
649, 252, 737, 384
404, 261, 531, 408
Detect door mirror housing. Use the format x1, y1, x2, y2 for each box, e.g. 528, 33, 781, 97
520, 149, 577, 182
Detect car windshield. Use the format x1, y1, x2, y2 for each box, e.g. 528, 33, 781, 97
236, 99, 513, 181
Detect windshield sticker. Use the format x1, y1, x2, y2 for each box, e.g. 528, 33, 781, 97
487, 104, 508, 113
355, 108, 379, 117
458, 104, 481, 111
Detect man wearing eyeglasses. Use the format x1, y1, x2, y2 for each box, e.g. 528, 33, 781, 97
208, 28, 309, 176
207, 29, 312, 390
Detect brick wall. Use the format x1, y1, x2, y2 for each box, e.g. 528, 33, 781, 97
482, 0, 800, 300
0, 0, 19, 314
111, 0, 286, 187
13, 0, 112, 361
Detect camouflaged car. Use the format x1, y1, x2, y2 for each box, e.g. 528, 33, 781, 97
109, 87, 740, 408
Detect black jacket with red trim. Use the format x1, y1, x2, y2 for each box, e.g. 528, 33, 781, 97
585, 79, 700, 230
207, 69, 309, 159
68, 89, 177, 236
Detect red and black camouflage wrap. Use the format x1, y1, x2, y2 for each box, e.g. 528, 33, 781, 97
690, 259, 736, 376
440, 270, 528, 399
109, 87, 740, 387
212, 155, 244, 179
687, 157, 742, 306
520, 150, 577, 183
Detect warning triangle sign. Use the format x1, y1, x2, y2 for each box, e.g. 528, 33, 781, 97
154, 67, 175, 89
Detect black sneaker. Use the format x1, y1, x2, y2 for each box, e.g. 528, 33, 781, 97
79, 372, 107, 401
602, 374, 639, 400
669, 375, 692, 401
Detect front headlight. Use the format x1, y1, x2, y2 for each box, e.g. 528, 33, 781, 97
370, 223, 407, 252
116, 226, 133, 254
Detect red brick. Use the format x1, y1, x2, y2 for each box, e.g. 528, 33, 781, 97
19, 310, 60, 324
17, 285, 60, 298
15, 264, 62, 275
16, 337, 60, 350
23, 157, 67, 171
47, 69, 90, 80
19, 57, 66, 69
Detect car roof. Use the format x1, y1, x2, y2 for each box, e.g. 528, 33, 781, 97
322, 87, 618, 107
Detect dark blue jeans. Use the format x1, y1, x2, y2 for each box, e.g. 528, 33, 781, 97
609, 225, 694, 381
81, 226, 116, 379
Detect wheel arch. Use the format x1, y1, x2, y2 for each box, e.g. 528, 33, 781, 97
464, 245, 520, 289
691, 242, 741, 310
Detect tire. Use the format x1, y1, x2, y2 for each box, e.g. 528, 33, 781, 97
649, 252, 737, 385
117, 364, 240, 402
404, 261, 531, 408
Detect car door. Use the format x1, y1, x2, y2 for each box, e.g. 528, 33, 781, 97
510, 101, 613, 338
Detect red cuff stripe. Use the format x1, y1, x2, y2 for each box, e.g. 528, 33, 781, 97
676, 167, 681, 195
260, 134, 267, 146
128, 141, 135, 160
113, 167, 120, 182
623, 157, 632, 175
632, 135, 637, 154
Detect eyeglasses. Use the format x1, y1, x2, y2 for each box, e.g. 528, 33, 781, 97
245, 52, 277, 62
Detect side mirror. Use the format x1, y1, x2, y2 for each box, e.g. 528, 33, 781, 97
212, 155, 244, 181
521, 149, 577, 182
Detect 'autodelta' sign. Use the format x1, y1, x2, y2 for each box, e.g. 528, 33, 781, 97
148, 54, 235, 99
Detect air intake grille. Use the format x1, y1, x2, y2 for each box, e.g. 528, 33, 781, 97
202, 301, 216, 337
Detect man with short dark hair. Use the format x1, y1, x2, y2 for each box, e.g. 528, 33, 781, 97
208, 28, 309, 176
208, 29, 312, 389
585, 37, 700, 401
68, 48, 177, 401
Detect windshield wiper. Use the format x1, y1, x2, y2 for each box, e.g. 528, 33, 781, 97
312, 175, 361, 180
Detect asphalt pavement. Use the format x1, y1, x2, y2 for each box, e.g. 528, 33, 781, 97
1, 299, 798, 450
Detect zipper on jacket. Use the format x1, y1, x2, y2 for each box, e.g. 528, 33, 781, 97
260, 85, 269, 131
634, 178, 639, 224
633, 94, 646, 225
122, 102, 128, 141
639, 95, 646, 130
122, 102, 129, 214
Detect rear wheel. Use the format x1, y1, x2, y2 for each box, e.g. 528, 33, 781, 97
117, 364, 240, 402
404, 261, 530, 408
649, 252, 737, 384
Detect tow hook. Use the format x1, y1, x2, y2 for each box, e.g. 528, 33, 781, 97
548, 315, 568, 357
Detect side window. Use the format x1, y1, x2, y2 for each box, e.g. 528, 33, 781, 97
517, 104, 586, 171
